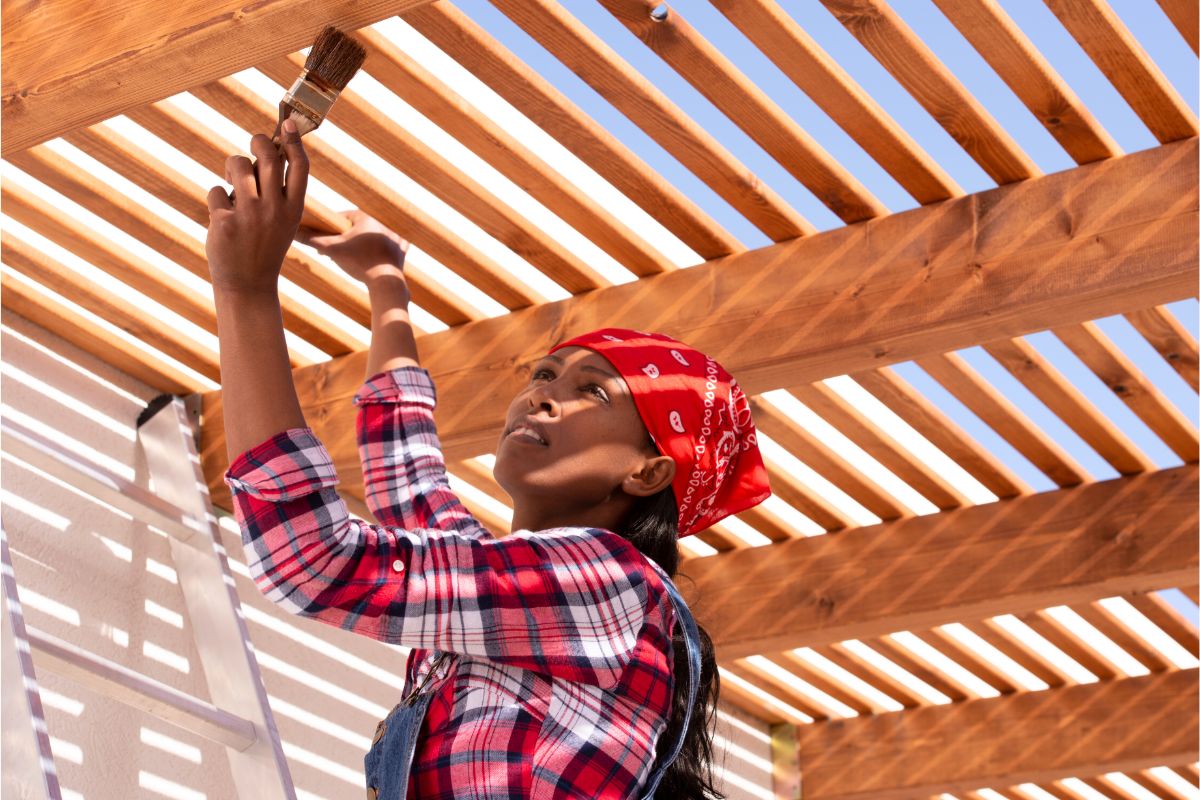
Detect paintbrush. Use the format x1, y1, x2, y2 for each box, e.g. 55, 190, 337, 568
273, 26, 366, 144
229, 26, 364, 230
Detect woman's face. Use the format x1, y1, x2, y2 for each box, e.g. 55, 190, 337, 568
493, 347, 666, 512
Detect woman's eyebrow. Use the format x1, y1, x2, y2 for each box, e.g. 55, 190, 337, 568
538, 355, 623, 390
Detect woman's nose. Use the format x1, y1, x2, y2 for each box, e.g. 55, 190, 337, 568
527, 383, 560, 416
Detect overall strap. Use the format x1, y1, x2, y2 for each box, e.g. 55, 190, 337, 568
640, 563, 702, 799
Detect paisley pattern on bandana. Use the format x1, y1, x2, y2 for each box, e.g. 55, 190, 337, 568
550, 328, 771, 537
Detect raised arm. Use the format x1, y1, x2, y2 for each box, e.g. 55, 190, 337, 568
206, 121, 309, 462
224, 429, 669, 690
298, 214, 489, 537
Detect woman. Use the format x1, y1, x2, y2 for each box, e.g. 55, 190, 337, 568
208, 124, 770, 799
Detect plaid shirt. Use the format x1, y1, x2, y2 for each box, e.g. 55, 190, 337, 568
225, 367, 676, 798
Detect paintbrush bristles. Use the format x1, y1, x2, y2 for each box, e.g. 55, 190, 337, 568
304, 26, 366, 91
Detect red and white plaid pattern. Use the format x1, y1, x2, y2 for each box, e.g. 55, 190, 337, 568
225, 367, 677, 798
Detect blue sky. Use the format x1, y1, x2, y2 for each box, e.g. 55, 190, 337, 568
452, 0, 1199, 622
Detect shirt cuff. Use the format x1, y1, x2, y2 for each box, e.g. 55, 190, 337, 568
353, 366, 437, 409
224, 427, 339, 502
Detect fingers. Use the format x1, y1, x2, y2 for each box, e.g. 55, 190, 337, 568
279, 119, 309, 213
294, 225, 340, 251
206, 185, 233, 214
250, 133, 282, 199
226, 155, 257, 204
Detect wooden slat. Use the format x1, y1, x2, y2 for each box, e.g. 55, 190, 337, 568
773, 651, 876, 715
797, 668, 1199, 799
922, 626, 1023, 694
1052, 322, 1199, 463
1070, 600, 1174, 673
763, 460, 856, 532
731, 657, 831, 720
6, 142, 360, 359
0, 0, 438, 155
401, 1, 741, 259
487, 0, 813, 241
680, 466, 1197, 659
0, 269, 199, 394
821, 641, 925, 709
720, 664, 811, 725
963, 619, 1068, 689
852, 366, 1030, 499
190, 77, 544, 312
795, 645, 912, 713
931, 0, 1120, 164
709, 0, 959, 205
1124, 306, 1199, 392
199, 140, 1199, 505
351, 32, 678, 281
788, 382, 970, 510
1124, 592, 1199, 657
1044, 0, 1198, 143
599, 0, 887, 224
1, 232, 221, 381
983, 337, 1155, 475
260, 53, 610, 295
917, 352, 1091, 487
979, 616, 1091, 687
870, 635, 970, 702
1, 181, 217, 333
818, 0, 1040, 184
124, 100, 351, 238
1157, 0, 1199, 55
1018, 608, 1120, 681
63, 120, 373, 329
750, 396, 909, 520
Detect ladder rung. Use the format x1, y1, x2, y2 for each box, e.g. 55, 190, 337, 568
26, 625, 257, 751
1, 418, 208, 544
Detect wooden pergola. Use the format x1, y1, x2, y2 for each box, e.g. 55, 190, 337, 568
3, 1, 1197, 798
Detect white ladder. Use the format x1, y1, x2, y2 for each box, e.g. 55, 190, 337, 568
1, 394, 295, 798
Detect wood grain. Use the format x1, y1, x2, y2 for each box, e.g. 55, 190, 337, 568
199, 140, 1199, 507
402, 1, 741, 259
1, 0, 439, 155
598, 0, 887, 223
930, 0, 1120, 164
820, 0, 1040, 184
797, 668, 1198, 799
681, 465, 1197, 659
487, 0, 813, 241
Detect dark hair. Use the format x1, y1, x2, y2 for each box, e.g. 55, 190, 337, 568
623, 486, 725, 800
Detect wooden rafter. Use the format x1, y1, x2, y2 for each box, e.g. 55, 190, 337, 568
681, 466, 1196, 659
193, 140, 1198, 506
707, 0, 961, 205
485, 0, 813, 240
402, 1, 742, 259
797, 668, 1199, 799
597, 0, 888, 224
0, 0, 440, 156
818, 0, 1040, 184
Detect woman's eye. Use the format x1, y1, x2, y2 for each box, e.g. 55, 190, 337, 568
585, 385, 609, 402
531, 368, 554, 381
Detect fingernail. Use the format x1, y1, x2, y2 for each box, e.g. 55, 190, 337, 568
283, 118, 297, 134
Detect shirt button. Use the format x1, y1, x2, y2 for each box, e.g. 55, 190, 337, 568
392, 559, 405, 573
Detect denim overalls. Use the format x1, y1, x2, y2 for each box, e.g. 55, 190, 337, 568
363, 562, 702, 799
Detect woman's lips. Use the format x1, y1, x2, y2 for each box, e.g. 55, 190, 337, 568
506, 425, 548, 446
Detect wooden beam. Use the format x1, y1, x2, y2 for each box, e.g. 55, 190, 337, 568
199, 140, 1199, 506
0, 0, 437, 156
797, 668, 1199, 799
681, 466, 1197, 659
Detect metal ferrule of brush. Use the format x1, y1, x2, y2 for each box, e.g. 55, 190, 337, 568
280, 71, 339, 137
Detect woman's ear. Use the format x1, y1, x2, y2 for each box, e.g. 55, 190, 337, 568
622, 455, 676, 497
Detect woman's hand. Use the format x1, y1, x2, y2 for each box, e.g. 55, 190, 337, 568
205, 120, 309, 295
295, 210, 409, 284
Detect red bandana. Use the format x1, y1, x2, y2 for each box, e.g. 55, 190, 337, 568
550, 328, 771, 537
